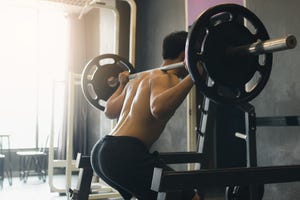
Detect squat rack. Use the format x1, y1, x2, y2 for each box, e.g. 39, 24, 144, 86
48, 1, 137, 199
151, 102, 300, 200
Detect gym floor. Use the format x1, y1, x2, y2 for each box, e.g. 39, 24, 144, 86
0, 175, 123, 200
1, 175, 70, 200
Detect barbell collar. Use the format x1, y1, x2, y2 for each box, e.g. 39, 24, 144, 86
227, 35, 297, 56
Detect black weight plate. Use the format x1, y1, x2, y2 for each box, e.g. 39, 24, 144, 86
186, 4, 272, 104
81, 54, 134, 111
204, 22, 257, 87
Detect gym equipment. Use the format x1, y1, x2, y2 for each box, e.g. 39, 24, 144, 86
81, 5, 296, 111
151, 4, 299, 200
151, 103, 300, 200
82, 34, 295, 110
69, 154, 93, 200
81, 54, 186, 111
185, 4, 296, 104
81, 54, 135, 111
70, 152, 204, 200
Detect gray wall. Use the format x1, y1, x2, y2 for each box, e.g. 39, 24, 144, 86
134, 1, 188, 160
246, 0, 300, 199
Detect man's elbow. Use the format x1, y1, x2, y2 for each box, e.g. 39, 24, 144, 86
151, 101, 170, 119
151, 106, 161, 119
104, 111, 115, 119
104, 106, 119, 119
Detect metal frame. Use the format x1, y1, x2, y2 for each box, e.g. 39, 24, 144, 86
152, 165, 300, 192
48, 75, 80, 195
48, 0, 137, 199
256, 116, 300, 126
69, 153, 124, 200
48, 73, 122, 199
151, 103, 300, 200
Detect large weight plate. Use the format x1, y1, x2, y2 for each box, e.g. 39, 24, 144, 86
81, 54, 134, 111
186, 4, 272, 104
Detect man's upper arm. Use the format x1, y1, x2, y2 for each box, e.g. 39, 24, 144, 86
149, 74, 173, 119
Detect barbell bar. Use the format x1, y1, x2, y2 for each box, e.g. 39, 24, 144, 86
82, 35, 296, 111
81, 4, 298, 111
131, 35, 297, 80
128, 61, 185, 79
106, 35, 296, 87
105, 62, 185, 87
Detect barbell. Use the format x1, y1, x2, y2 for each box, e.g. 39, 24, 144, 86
81, 4, 297, 111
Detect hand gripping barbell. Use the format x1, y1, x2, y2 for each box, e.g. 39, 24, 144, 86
81, 4, 297, 111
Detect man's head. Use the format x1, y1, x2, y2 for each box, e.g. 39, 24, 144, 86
162, 31, 188, 60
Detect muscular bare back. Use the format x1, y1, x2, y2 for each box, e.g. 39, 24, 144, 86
108, 70, 177, 148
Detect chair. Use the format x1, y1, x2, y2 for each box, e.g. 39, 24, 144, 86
16, 136, 48, 183
0, 133, 13, 186
0, 154, 5, 189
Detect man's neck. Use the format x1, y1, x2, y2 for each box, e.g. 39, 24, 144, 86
162, 58, 182, 66
162, 59, 185, 78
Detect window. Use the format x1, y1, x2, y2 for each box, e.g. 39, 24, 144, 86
0, 1, 68, 149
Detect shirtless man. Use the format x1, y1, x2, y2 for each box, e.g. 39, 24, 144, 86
91, 31, 199, 200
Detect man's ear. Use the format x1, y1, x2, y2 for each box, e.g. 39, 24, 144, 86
178, 51, 185, 61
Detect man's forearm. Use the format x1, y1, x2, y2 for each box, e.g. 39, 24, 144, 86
105, 83, 127, 118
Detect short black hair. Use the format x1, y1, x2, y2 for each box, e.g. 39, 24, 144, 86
162, 31, 188, 59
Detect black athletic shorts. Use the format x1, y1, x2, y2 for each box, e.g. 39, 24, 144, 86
90, 135, 195, 200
